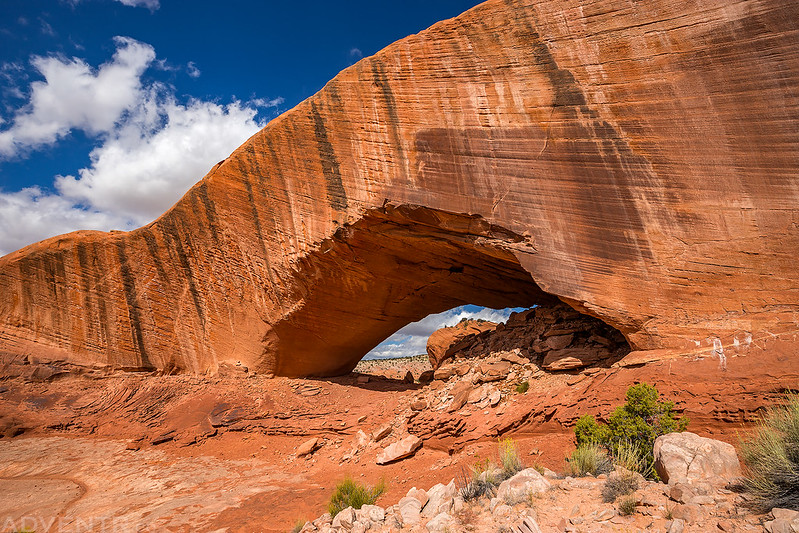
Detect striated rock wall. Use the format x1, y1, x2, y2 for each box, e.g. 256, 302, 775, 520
1, 0, 798, 376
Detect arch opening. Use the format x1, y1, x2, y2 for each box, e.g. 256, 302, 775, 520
264, 203, 630, 377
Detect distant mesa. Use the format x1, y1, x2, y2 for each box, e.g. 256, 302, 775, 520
1, 0, 798, 377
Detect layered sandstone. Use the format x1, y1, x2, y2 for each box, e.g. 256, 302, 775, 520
1, 0, 798, 376
426, 319, 498, 369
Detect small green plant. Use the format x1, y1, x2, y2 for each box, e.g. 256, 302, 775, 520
498, 437, 524, 479
573, 383, 688, 478
568, 442, 612, 477
289, 519, 306, 533
516, 381, 530, 394
328, 477, 386, 517
738, 392, 799, 512
664, 505, 674, 520
601, 471, 639, 503
618, 494, 637, 516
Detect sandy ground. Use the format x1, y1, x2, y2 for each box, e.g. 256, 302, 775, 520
1, 340, 797, 532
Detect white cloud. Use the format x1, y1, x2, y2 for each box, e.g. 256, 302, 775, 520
186, 61, 201, 78
0, 37, 155, 157
0, 38, 281, 257
55, 96, 263, 223
0, 187, 129, 255
115, 0, 160, 10
364, 306, 524, 360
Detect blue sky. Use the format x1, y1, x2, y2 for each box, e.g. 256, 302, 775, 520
0, 0, 483, 256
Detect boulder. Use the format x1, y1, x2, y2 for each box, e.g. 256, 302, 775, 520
398, 496, 422, 526
496, 468, 551, 504
406, 487, 429, 507
654, 432, 741, 484
331, 507, 356, 530
356, 504, 385, 524
421, 480, 456, 517
296, 437, 321, 457
426, 512, 456, 533
376, 435, 422, 465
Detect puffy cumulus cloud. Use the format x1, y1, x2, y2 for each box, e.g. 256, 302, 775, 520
0, 187, 130, 255
364, 306, 525, 360
0, 37, 155, 157
0, 38, 281, 256
55, 95, 263, 223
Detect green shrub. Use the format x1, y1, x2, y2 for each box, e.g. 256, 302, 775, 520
328, 477, 386, 517
516, 381, 530, 394
289, 519, 306, 533
573, 383, 688, 478
738, 392, 799, 512
498, 437, 524, 479
601, 471, 639, 503
618, 494, 637, 516
568, 442, 612, 477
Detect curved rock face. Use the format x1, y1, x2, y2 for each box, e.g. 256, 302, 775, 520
1, 0, 798, 376
426, 319, 498, 370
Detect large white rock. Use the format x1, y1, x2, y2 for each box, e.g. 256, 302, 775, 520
496, 468, 551, 504
376, 435, 422, 465
331, 506, 356, 530
426, 512, 456, 532
422, 480, 456, 517
398, 496, 422, 526
653, 432, 741, 484
356, 504, 385, 524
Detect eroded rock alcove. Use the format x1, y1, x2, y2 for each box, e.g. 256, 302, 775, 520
264, 203, 561, 377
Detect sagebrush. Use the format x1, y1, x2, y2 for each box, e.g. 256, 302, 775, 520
328, 477, 386, 517
738, 392, 799, 512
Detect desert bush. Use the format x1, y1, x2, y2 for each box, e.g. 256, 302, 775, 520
289, 519, 306, 533
498, 437, 524, 479
610, 440, 654, 479
573, 383, 688, 478
601, 471, 639, 503
516, 381, 529, 394
568, 442, 612, 477
328, 477, 386, 517
617, 494, 637, 516
738, 392, 799, 512
457, 465, 497, 501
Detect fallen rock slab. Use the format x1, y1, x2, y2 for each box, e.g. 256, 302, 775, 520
376, 435, 422, 465
296, 437, 320, 457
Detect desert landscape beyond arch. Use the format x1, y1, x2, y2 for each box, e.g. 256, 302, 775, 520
1, 0, 798, 376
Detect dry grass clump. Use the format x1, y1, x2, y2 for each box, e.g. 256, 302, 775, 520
601, 471, 639, 503
568, 442, 612, 477
738, 392, 799, 512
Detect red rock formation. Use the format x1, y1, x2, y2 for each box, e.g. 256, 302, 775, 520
426, 319, 498, 369
1, 0, 798, 376
430, 303, 630, 370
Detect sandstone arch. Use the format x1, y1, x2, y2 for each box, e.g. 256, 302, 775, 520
1, 0, 798, 376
